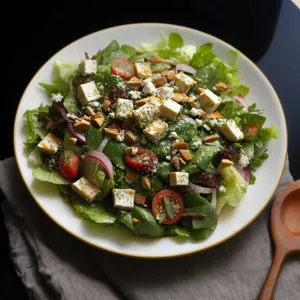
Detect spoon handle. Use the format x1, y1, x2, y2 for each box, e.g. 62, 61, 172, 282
258, 249, 287, 300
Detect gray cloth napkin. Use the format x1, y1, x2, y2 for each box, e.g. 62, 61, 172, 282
1, 157, 299, 300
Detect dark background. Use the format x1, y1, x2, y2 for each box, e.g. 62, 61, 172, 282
1, 0, 299, 299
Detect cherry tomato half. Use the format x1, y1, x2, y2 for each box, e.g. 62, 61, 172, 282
244, 124, 259, 136
59, 150, 81, 179
124, 147, 158, 173
111, 58, 135, 80
152, 189, 184, 225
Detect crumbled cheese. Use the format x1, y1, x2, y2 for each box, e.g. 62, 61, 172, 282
116, 130, 125, 142
190, 107, 199, 117
66, 113, 79, 121
131, 147, 138, 155
219, 185, 226, 193
109, 112, 115, 119
179, 157, 186, 165
191, 140, 202, 150
117, 81, 127, 89
128, 90, 142, 100
169, 131, 180, 139
51, 93, 64, 103
152, 73, 161, 79
142, 78, 157, 95
165, 155, 171, 161
156, 87, 174, 101
172, 149, 178, 156
195, 119, 203, 127
88, 101, 100, 107
238, 150, 250, 168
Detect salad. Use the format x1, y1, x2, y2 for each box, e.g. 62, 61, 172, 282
23, 32, 278, 240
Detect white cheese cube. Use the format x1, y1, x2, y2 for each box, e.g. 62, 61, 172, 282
220, 119, 244, 142
156, 87, 174, 101
144, 120, 168, 142
199, 89, 221, 113
134, 63, 152, 79
133, 97, 162, 128
77, 81, 101, 105
78, 59, 97, 75
115, 98, 134, 120
169, 172, 189, 186
72, 176, 100, 203
175, 72, 197, 93
160, 98, 181, 120
113, 188, 135, 210
37, 133, 62, 154
142, 78, 157, 95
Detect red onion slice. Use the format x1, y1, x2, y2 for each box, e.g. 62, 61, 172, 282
176, 63, 197, 75
211, 189, 217, 209
243, 167, 250, 184
67, 122, 86, 144
54, 102, 72, 122
85, 150, 113, 179
163, 59, 178, 66
235, 96, 248, 108
188, 181, 214, 194
98, 136, 110, 152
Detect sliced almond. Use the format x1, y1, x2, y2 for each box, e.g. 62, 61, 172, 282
93, 112, 104, 119
172, 140, 188, 149
204, 111, 224, 119
215, 82, 228, 92
85, 106, 95, 117
195, 86, 205, 94
187, 98, 196, 107
104, 128, 119, 138
82, 115, 92, 121
179, 149, 192, 162
68, 137, 77, 145
132, 217, 141, 224
172, 93, 190, 103
166, 69, 176, 81
172, 156, 180, 170
141, 176, 151, 190
125, 169, 139, 184
122, 117, 137, 129
124, 130, 136, 144
135, 98, 149, 106
151, 55, 164, 64
134, 194, 146, 205
217, 159, 234, 172
127, 76, 142, 89
124, 147, 138, 156
153, 76, 167, 87
203, 134, 219, 143
73, 119, 90, 131
92, 118, 104, 127
102, 97, 111, 112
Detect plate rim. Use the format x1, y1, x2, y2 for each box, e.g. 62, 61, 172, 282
13, 22, 288, 259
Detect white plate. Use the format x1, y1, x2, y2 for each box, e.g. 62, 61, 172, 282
14, 23, 287, 258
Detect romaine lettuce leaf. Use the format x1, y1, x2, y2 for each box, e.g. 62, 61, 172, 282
216, 165, 248, 215
39, 59, 77, 96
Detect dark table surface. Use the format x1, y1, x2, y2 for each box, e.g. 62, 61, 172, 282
1, 0, 299, 299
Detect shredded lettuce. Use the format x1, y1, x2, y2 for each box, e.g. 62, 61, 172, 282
23, 104, 49, 151
217, 165, 248, 215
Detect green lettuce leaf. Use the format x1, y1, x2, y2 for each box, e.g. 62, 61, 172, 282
23, 104, 50, 151
32, 167, 70, 185
39, 60, 77, 96
74, 201, 116, 224
135, 32, 169, 53
216, 165, 248, 215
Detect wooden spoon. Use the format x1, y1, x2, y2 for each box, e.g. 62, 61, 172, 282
259, 180, 300, 300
